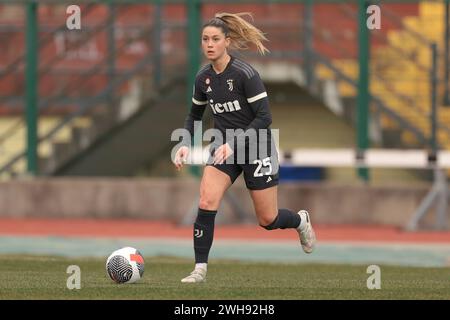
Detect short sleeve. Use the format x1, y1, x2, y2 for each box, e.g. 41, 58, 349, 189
192, 76, 207, 106
243, 72, 268, 104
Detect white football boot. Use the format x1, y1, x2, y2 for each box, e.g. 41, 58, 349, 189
181, 267, 207, 283
297, 210, 316, 254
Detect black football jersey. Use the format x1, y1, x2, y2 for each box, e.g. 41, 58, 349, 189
184, 55, 273, 152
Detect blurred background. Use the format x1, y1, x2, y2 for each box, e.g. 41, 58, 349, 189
0, 0, 449, 246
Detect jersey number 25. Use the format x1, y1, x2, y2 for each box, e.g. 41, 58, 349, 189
253, 157, 272, 177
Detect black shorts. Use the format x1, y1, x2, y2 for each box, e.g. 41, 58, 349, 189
206, 149, 279, 190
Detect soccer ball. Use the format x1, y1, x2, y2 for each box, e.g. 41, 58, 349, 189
106, 247, 144, 284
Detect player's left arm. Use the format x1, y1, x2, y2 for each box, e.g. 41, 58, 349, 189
230, 71, 272, 147
243, 71, 272, 130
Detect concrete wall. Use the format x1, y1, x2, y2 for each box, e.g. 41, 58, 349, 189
0, 178, 447, 229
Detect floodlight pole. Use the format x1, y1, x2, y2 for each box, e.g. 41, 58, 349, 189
445, 0, 450, 105
153, 0, 162, 86
25, 2, 38, 175
107, 3, 116, 105
356, 0, 370, 182
430, 43, 438, 158
187, 0, 202, 178
303, 0, 314, 92
406, 44, 449, 231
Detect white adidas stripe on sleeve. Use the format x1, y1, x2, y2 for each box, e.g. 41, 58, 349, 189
192, 97, 208, 105
247, 92, 268, 104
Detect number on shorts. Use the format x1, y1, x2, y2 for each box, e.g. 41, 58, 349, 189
253, 157, 273, 177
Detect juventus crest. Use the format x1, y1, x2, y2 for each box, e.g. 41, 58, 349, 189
227, 79, 234, 91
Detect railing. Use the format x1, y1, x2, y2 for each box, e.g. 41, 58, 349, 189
0, 1, 448, 177
313, 51, 429, 146
313, 2, 450, 149
0, 3, 186, 176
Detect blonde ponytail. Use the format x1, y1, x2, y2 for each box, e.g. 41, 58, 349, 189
205, 12, 269, 55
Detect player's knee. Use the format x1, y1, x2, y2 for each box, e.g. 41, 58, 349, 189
199, 196, 219, 211
258, 214, 276, 229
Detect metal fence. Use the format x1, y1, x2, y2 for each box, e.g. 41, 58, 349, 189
0, 0, 448, 179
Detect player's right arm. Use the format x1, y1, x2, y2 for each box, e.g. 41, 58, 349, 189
174, 76, 208, 170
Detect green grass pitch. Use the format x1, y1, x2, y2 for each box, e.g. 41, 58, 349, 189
0, 255, 449, 300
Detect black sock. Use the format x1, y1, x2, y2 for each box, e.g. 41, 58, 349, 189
262, 208, 301, 230
193, 208, 217, 263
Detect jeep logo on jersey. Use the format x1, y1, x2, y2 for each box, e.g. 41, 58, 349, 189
209, 99, 241, 114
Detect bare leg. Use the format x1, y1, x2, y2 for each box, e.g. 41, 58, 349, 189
199, 165, 232, 210
181, 166, 232, 283
248, 185, 278, 227
249, 186, 316, 253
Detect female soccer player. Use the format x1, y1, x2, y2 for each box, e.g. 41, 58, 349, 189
174, 12, 316, 283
